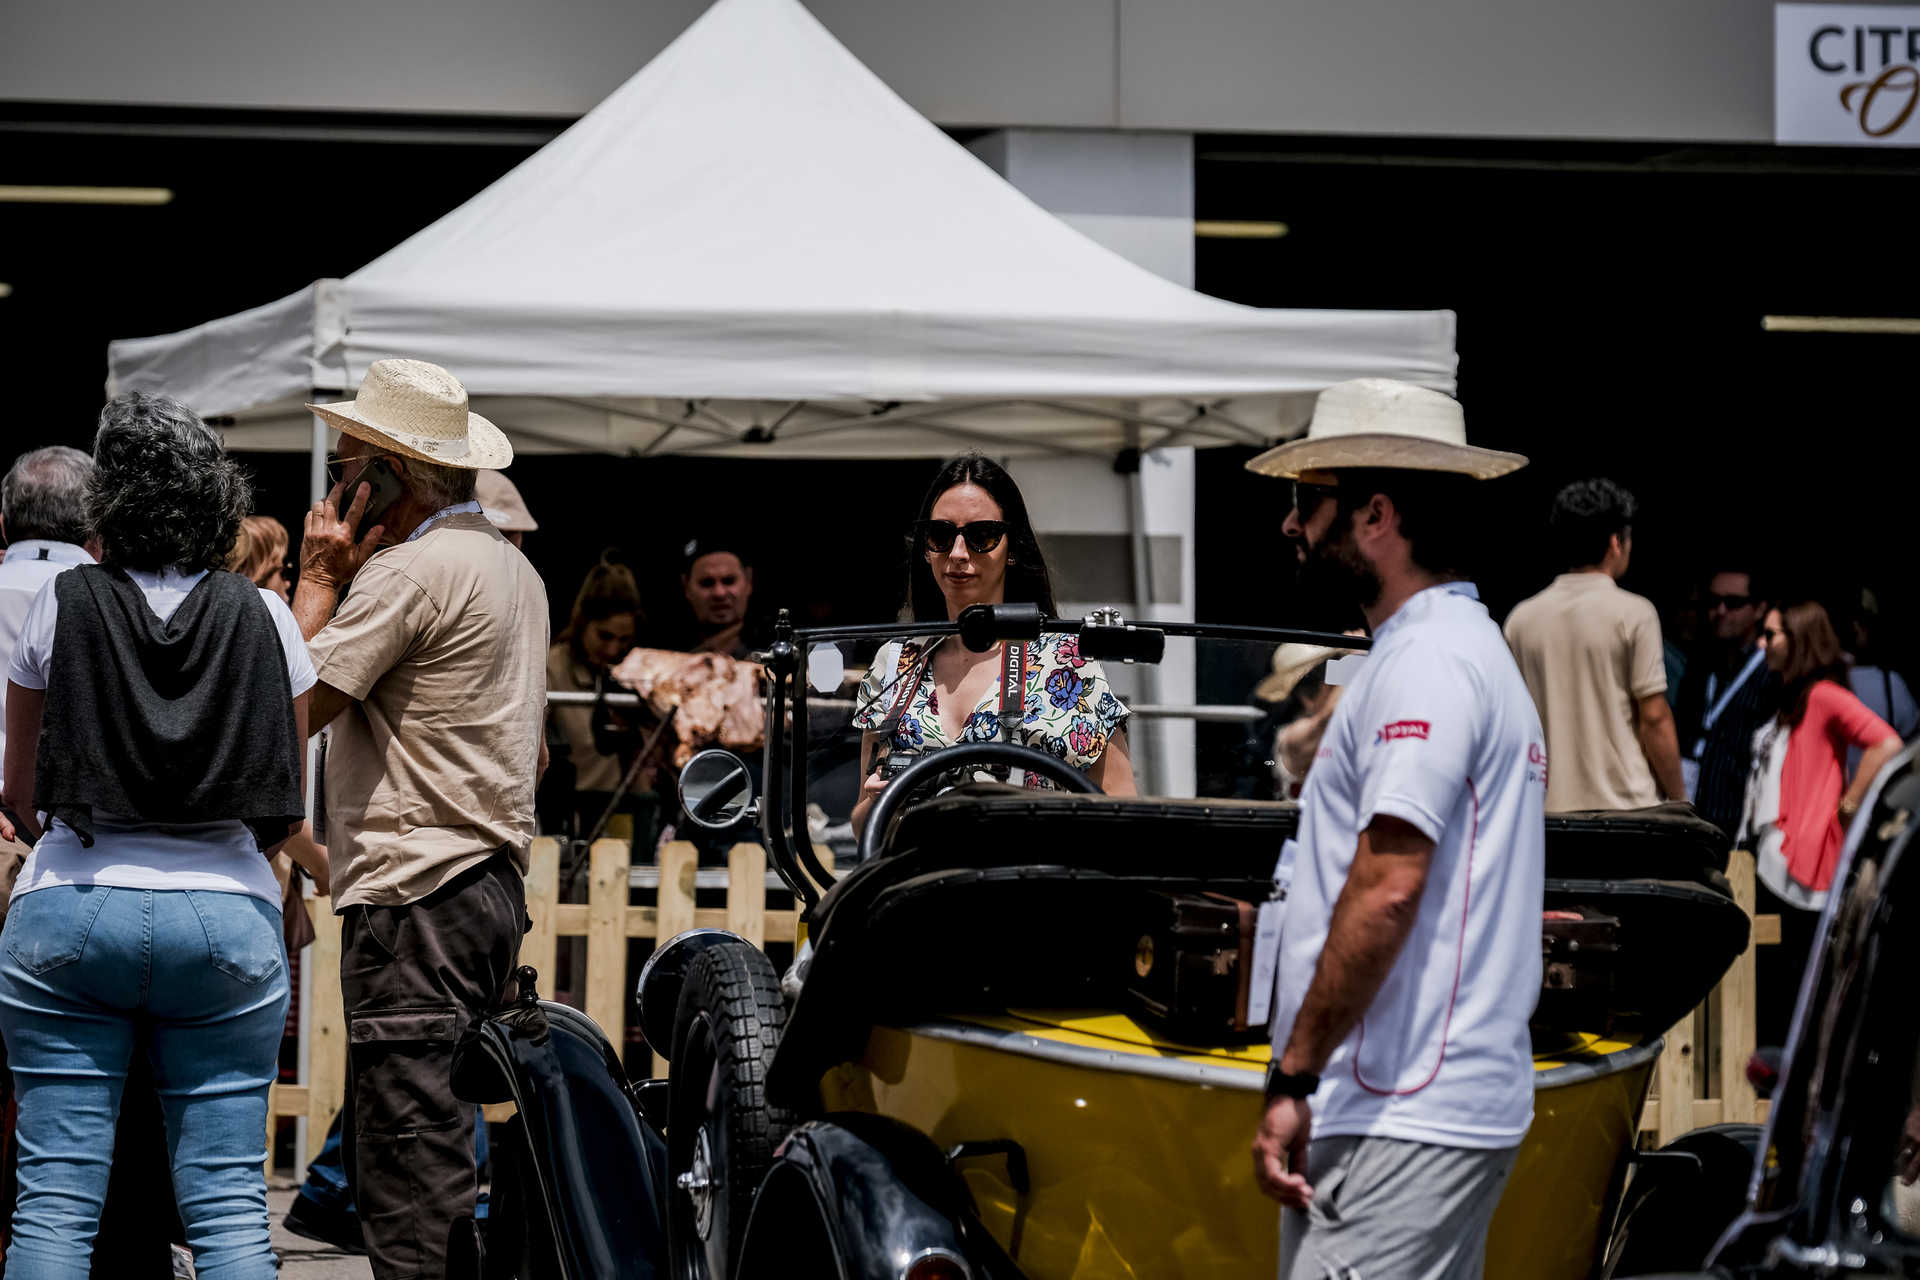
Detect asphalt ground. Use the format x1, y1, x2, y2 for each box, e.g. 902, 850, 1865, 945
268, 1186, 372, 1280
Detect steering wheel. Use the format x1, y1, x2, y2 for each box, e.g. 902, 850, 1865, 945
858, 741, 1100, 863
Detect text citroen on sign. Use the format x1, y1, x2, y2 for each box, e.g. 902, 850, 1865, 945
1778, 4, 1920, 144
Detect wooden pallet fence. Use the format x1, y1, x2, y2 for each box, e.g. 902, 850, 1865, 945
271, 836, 822, 1171
1640, 847, 1775, 1146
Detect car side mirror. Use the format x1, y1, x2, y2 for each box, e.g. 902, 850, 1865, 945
677, 749, 756, 831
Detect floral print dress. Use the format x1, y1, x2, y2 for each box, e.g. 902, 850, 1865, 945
852, 632, 1131, 786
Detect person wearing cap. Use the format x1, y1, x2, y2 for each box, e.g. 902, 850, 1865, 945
678, 536, 757, 659
291, 359, 548, 1280
1245, 379, 1546, 1280
475, 469, 538, 548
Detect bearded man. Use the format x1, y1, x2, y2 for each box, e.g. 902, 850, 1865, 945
1247, 379, 1547, 1280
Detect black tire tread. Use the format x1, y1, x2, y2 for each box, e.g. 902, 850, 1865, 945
669, 943, 796, 1277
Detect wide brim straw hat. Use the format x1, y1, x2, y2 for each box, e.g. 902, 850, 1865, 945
1246, 378, 1526, 481
475, 470, 538, 532
306, 358, 513, 470
1255, 642, 1353, 703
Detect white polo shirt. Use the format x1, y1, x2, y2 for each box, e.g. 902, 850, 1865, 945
1271, 582, 1546, 1150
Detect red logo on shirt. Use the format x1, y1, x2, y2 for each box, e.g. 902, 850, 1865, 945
1376, 720, 1431, 743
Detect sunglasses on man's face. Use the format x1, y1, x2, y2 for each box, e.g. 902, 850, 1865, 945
915, 519, 1007, 556
1291, 481, 1340, 521
1707, 593, 1753, 611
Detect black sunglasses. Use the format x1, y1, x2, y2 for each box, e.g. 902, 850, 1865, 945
1762, 626, 1789, 644
1292, 480, 1340, 520
915, 519, 1008, 555
1706, 593, 1753, 611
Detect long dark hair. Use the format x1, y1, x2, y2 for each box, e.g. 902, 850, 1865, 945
1774, 599, 1850, 727
905, 454, 1056, 621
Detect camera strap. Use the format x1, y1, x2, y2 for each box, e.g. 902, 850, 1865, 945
874, 637, 1030, 743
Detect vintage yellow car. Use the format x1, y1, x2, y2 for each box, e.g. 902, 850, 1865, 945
454, 607, 1750, 1280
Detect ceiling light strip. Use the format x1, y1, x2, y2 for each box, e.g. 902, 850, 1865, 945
1761, 315, 1920, 334
0, 185, 174, 206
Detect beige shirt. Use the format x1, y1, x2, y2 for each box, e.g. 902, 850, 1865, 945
308, 513, 549, 908
546, 644, 625, 795
1504, 572, 1667, 812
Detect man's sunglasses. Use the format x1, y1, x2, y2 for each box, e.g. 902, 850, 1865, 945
1706, 593, 1753, 611
1292, 480, 1340, 520
914, 519, 1008, 555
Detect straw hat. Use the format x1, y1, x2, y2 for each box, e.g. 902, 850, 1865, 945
1246, 378, 1526, 481
475, 470, 538, 532
306, 359, 512, 470
1254, 642, 1355, 703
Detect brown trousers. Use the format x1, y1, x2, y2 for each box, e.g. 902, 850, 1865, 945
340, 850, 526, 1280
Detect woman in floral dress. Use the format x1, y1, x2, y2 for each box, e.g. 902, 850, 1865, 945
851, 455, 1135, 836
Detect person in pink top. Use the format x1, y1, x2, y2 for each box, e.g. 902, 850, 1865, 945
1743, 598, 1902, 1044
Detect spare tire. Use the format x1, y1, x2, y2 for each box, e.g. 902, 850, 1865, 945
666, 942, 794, 1280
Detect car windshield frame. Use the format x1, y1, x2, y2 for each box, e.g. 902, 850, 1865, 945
755, 608, 1371, 913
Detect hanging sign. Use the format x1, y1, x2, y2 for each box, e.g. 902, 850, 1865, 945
1778, 5, 1920, 144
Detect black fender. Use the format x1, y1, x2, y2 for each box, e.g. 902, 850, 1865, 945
635, 928, 755, 1066
1604, 1124, 1763, 1278
734, 1114, 1022, 1280
451, 968, 668, 1279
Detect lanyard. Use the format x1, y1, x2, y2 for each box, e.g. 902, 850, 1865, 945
406, 500, 484, 542
876, 637, 1029, 740
1690, 647, 1766, 762
1701, 648, 1765, 736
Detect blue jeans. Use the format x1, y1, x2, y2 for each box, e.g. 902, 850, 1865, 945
0, 886, 289, 1280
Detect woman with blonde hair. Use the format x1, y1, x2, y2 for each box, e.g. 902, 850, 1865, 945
229, 515, 290, 602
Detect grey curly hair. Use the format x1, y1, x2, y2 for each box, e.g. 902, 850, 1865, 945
90, 392, 252, 573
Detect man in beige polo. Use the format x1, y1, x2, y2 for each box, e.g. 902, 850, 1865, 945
1504, 477, 1683, 811
291, 359, 548, 1280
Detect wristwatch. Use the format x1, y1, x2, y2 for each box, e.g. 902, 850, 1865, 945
1264, 1063, 1321, 1102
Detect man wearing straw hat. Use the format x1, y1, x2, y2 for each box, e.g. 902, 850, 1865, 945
1246, 379, 1546, 1280
292, 359, 548, 1279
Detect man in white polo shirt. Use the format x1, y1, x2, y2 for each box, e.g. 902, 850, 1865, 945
1246, 379, 1547, 1280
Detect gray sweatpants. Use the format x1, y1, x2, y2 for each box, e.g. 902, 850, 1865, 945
1277, 1136, 1517, 1280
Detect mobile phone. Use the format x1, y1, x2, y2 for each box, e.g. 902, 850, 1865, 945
878, 752, 919, 781
342, 457, 405, 529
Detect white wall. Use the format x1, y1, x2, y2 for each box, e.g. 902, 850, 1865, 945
3, 0, 1783, 143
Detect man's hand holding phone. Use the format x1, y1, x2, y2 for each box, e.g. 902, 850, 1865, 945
301, 466, 390, 594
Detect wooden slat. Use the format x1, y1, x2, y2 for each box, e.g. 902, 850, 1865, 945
585, 840, 630, 1065
1719, 850, 1761, 1123
656, 842, 699, 944
265, 1080, 278, 1179
520, 837, 561, 997
1657, 1003, 1698, 1143
728, 844, 769, 947
653, 842, 700, 1078
304, 894, 346, 1174
1754, 913, 1781, 947
272, 1084, 312, 1116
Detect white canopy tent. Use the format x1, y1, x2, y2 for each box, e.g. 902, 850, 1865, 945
106, 0, 1456, 465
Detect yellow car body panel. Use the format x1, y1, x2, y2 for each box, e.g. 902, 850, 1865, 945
818, 1012, 1655, 1279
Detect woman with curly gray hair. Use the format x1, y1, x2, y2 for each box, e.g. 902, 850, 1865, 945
0, 391, 314, 1279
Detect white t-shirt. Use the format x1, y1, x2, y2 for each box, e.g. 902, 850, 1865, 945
1271, 583, 1547, 1150
0, 540, 95, 759
6, 566, 316, 904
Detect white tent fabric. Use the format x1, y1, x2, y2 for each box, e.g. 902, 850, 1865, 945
106, 0, 1456, 460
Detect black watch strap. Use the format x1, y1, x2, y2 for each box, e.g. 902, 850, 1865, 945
1265, 1062, 1321, 1101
